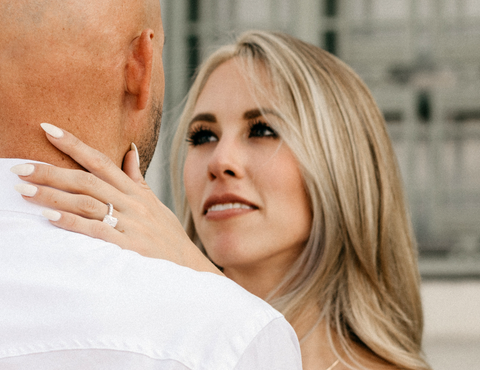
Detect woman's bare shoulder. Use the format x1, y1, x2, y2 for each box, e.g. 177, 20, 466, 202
300, 320, 401, 370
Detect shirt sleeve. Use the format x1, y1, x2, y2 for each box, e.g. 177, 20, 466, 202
233, 317, 302, 370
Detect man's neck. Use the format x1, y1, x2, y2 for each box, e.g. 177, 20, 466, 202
0, 130, 83, 170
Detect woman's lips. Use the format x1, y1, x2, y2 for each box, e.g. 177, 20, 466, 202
203, 195, 258, 220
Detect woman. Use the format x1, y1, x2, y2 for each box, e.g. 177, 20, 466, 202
12, 31, 431, 369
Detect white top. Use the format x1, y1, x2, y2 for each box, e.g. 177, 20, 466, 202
0, 158, 302, 370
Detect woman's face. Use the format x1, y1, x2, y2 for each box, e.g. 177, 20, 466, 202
183, 58, 312, 277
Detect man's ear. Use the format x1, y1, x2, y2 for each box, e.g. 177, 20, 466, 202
125, 29, 154, 110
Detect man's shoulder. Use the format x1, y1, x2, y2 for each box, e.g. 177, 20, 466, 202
1, 214, 281, 322
0, 216, 289, 368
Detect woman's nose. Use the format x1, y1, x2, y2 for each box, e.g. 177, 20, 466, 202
207, 140, 245, 181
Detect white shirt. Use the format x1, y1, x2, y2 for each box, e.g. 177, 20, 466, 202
0, 158, 302, 370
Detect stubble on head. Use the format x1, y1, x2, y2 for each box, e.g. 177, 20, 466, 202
138, 96, 163, 176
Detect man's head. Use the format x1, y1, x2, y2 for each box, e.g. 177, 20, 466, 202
0, 0, 164, 175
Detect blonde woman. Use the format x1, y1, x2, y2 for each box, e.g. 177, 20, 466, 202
12, 31, 431, 370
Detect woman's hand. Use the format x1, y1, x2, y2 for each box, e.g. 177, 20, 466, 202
11, 123, 222, 276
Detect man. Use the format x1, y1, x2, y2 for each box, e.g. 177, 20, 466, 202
0, 1, 302, 369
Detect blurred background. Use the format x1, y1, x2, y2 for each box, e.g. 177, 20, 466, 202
147, 1, 480, 368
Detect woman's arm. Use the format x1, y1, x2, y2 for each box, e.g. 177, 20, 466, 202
11, 123, 223, 276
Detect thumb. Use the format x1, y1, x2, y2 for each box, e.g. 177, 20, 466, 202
122, 143, 145, 184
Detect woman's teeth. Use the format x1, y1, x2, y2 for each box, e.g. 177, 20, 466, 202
208, 203, 253, 212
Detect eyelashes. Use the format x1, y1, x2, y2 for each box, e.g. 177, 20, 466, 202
247, 120, 278, 139
186, 120, 278, 147
186, 124, 217, 146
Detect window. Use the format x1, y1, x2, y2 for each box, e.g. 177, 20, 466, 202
187, 35, 200, 81
324, 30, 337, 55
324, 0, 338, 17
188, 0, 200, 22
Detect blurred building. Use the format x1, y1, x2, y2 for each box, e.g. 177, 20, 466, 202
155, 0, 480, 276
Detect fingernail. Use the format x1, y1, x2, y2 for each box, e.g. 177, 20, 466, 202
43, 209, 62, 221
131, 142, 140, 168
14, 183, 38, 197
40, 123, 64, 139
10, 164, 35, 176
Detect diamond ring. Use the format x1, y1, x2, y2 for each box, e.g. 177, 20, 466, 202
102, 203, 118, 228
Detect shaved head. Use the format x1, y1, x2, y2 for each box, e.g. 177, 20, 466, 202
0, 0, 146, 64
0, 0, 164, 174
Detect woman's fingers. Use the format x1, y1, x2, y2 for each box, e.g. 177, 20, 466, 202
40, 123, 134, 194
122, 144, 145, 185
43, 209, 125, 247
11, 163, 125, 211
13, 182, 120, 224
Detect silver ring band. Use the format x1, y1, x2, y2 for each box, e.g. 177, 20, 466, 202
102, 203, 118, 228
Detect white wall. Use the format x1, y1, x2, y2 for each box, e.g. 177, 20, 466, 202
422, 280, 480, 369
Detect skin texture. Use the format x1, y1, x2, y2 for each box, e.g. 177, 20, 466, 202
183, 59, 312, 299
0, 0, 164, 175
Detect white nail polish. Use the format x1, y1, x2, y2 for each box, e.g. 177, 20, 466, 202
43, 209, 62, 221
14, 183, 38, 197
10, 164, 35, 176
40, 123, 64, 138
131, 142, 140, 168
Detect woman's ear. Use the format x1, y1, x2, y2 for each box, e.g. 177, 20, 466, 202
125, 29, 154, 110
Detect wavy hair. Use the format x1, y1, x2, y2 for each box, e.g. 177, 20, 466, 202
171, 30, 430, 370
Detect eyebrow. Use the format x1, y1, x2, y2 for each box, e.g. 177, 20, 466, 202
189, 108, 281, 127
243, 108, 280, 120
189, 113, 217, 126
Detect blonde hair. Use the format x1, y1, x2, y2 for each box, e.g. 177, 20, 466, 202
171, 31, 430, 370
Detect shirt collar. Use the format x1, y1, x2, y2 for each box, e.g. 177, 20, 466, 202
0, 158, 50, 218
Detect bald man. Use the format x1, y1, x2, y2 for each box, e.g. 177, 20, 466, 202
0, 1, 301, 369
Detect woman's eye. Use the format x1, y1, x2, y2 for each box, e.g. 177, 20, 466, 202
249, 122, 278, 138
186, 128, 218, 146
